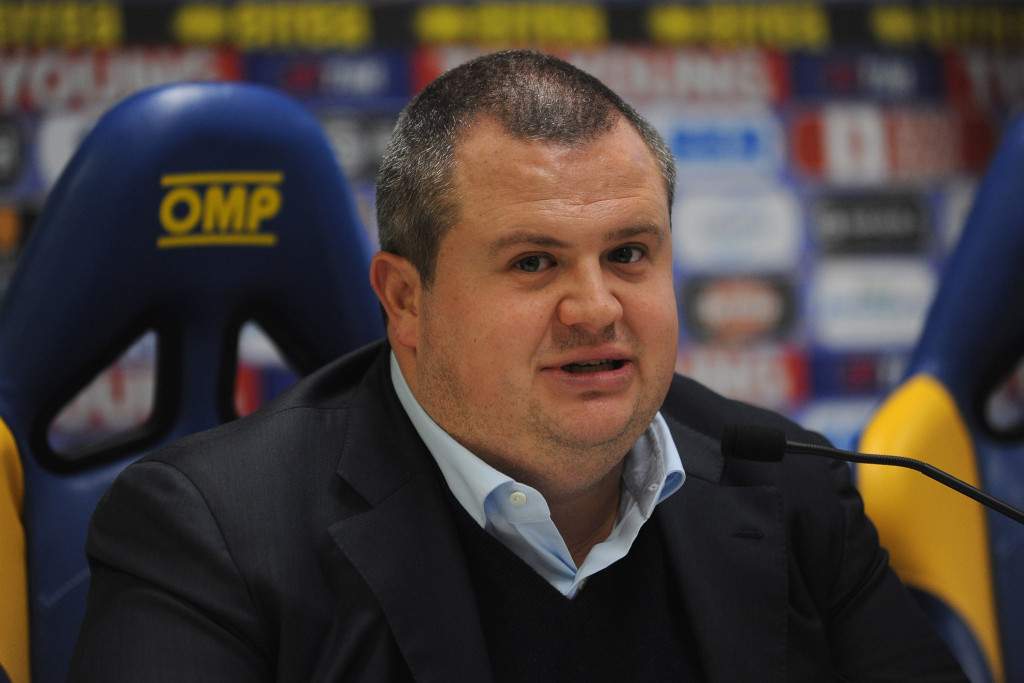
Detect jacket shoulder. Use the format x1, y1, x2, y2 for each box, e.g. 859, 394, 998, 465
662, 372, 825, 445
142, 340, 388, 473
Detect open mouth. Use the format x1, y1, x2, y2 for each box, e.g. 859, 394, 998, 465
561, 359, 626, 374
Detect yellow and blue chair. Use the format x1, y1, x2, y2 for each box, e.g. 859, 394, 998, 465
859, 116, 1024, 683
0, 82, 383, 683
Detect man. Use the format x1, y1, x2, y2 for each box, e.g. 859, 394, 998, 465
71, 51, 965, 681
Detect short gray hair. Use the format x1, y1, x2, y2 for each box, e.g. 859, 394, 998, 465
375, 49, 676, 285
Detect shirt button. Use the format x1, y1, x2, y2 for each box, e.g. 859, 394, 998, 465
647, 483, 659, 493
509, 490, 528, 507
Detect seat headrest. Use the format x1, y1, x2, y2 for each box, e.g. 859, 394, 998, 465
0, 82, 382, 460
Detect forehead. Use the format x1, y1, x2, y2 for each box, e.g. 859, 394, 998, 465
449, 116, 667, 225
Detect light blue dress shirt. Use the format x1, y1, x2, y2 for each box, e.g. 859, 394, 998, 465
390, 353, 684, 598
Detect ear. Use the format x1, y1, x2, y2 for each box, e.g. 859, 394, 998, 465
369, 251, 422, 351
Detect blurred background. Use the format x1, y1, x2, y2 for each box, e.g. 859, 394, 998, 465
1, 0, 1021, 455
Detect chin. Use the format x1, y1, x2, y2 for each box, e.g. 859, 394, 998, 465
530, 388, 656, 448
547, 411, 644, 452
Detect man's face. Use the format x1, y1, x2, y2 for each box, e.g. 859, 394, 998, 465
407, 116, 678, 499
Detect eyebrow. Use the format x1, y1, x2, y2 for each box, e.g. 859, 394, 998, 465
487, 224, 665, 257
487, 231, 570, 257
605, 224, 665, 245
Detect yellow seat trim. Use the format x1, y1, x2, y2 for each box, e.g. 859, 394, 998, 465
0, 417, 29, 683
859, 373, 1003, 682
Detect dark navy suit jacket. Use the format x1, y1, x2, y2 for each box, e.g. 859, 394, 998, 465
71, 341, 965, 682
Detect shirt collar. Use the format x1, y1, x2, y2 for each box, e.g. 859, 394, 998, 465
389, 352, 684, 528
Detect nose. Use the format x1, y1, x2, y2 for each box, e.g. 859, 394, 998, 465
556, 264, 623, 333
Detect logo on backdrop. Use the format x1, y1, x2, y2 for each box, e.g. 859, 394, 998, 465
681, 275, 795, 344
157, 171, 283, 248
676, 344, 809, 411
812, 192, 928, 255
790, 52, 942, 102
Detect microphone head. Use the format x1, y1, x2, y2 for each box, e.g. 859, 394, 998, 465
721, 424, 786, 463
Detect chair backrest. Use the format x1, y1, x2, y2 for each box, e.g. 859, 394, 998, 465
0, 82, 383, 683
859, 116, 1024, 683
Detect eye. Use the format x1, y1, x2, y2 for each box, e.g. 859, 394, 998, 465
608, 246, 644, 264
513, 254, 556, 273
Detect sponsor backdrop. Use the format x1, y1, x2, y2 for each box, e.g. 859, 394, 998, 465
2, 1, 1022, 452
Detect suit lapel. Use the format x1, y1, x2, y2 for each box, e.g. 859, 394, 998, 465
328, 348, 493, 683
660, 418, 788, 683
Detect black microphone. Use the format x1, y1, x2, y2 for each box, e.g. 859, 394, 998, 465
721, 424, 1024, 526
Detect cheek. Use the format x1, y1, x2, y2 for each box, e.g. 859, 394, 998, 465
628, 281, 679, 337
433, 289, 550, 376
479, 312, 549, 377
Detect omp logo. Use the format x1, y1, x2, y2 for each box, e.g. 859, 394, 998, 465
157, 171, 282, 248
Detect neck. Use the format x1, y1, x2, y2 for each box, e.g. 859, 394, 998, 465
548, 461, 624, 566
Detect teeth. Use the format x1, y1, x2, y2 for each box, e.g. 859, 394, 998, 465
561, 359, 623, 374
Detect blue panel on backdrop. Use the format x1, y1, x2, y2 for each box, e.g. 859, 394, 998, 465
244, 50, 412, 110
791, 51, 943, 102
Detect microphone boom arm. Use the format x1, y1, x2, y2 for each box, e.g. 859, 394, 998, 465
787, 440, 1024, 526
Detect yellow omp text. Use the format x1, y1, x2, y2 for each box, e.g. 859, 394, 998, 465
157, 171, 283, 248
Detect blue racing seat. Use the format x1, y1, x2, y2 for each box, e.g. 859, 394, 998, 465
859, 116, 1024, 683
0, 82, 383, 683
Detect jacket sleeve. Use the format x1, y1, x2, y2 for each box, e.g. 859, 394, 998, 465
801, 452, 968, 682
69, 460, 272, 683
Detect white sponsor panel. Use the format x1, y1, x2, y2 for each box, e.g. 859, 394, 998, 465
0, 49, 235, 113
415, 46, 481, 79
51, 363, 154, 435
566, 48, 780, 103
823, 105, 888, 184
319, 113, 393, 182
50, 333, 156, 445
419, 47, 782, 103
37, 109, 101, 191
238, 322, 290, 368
320, 116, 363, 177
811, 259, 936, 350
320, 56, 392, 98
674, 187, 801, 272
649, 106, 786, 181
